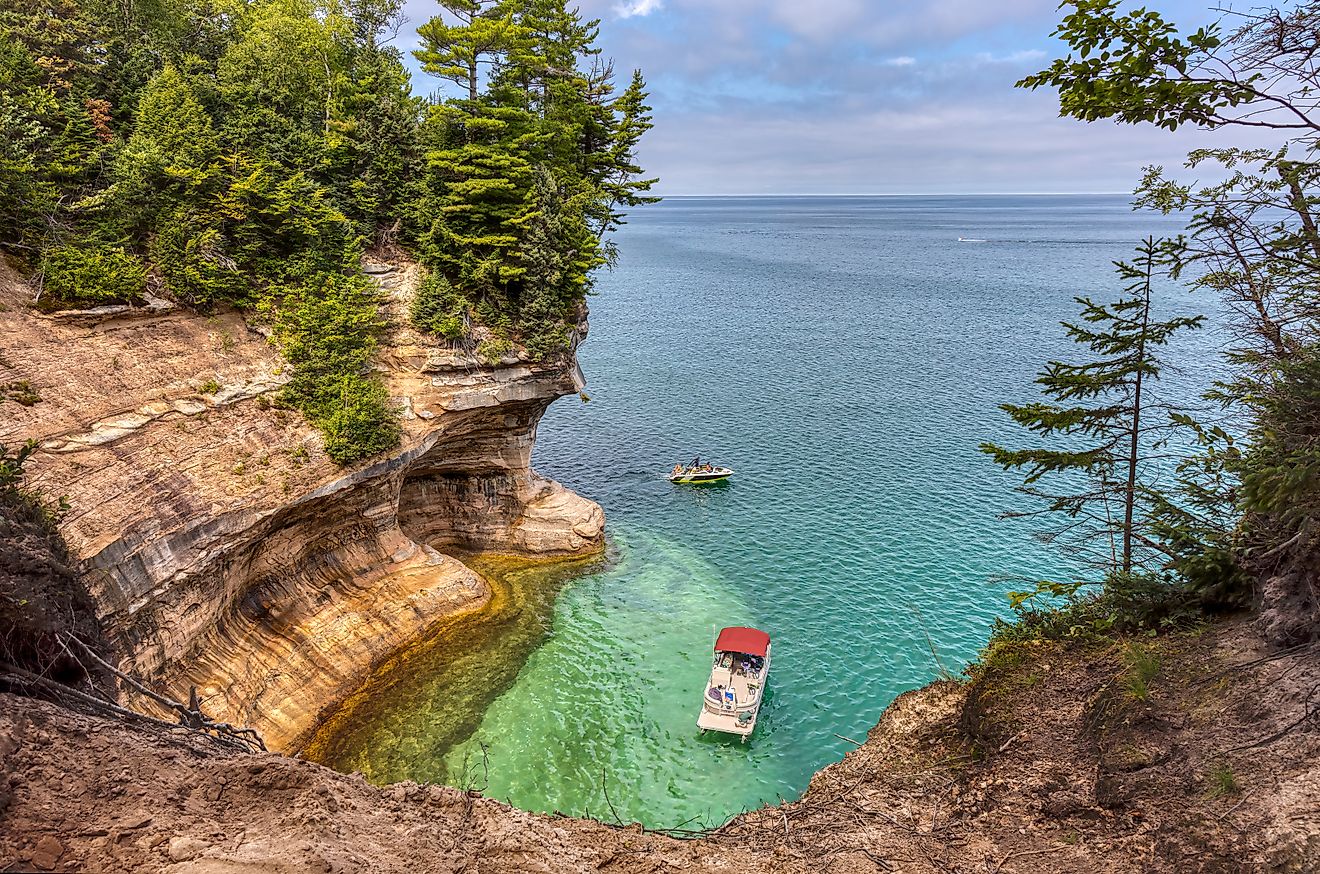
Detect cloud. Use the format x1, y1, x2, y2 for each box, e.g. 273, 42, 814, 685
395, 0, 1256, 194
614, 0, 663, 18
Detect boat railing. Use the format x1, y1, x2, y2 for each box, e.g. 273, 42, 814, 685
703, 681, 762, 714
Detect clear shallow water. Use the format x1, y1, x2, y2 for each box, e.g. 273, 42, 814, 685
310, 195, 1223, 827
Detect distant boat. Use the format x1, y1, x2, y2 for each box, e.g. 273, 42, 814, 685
668, 456, 733, 484
957, 236, 988, 243
697, 626, 771, 742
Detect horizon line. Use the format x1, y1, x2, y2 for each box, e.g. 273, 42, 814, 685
651, 191, 1133, 198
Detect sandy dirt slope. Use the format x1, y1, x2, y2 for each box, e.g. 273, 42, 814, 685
3, 618, 1316, 873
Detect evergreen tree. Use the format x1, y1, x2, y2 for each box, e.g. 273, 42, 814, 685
121, 65, 220, 183
0, 0, 651, 462
410, 0, 655, 359
1023, 0, 1320, 637
982, 238, 1204, 577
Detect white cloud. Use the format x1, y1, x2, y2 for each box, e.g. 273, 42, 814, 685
974, 49, 1048, 64
615, 0, 663, 18
884, 56, 917, 66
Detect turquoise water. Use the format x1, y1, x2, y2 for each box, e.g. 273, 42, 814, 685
322, 196, 1223, 827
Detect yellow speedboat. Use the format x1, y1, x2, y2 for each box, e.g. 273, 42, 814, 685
668, 457, 733, 484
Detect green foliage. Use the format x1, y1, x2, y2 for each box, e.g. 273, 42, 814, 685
411, 0, 656, 360
1120, 642, 1160, 701
40, 245, 147, 306
0, 380, 41, 406
318, 373, 401, 464
149, 208, 237, 307
0, 440, 36, 490
1206, 762, 1241, 798
982, 238, 1204, 577
1237, 349, 1320, 523
1018, 0, 1249, 131
125, 64, 220, 180
1026, 1, 1320, 601
476, 337, 514, 365
0, 0, 650, 458
0, 440, 69, 527
266, 273, 400, 464
411, 271, 469, 339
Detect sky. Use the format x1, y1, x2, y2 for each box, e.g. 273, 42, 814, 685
393, 0, 1266, 195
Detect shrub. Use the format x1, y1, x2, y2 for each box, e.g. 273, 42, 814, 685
1120, 643, 1160, 701
319, 374, 402, 465
411, 272, 468, 340
0, 380, 40, 406
151, 210, 242, 308
1206, 763, 1241, 798
41, 246, 147, 307
476, 337, 514, 365
0, 440, 67, 529
266, 272, 400, 465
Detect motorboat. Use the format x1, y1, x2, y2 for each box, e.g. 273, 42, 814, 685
697, 626, 770, 742
669, 456, 733, 484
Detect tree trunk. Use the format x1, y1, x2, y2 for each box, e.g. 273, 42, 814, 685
1281, 164, 1320, 263
1123, 241, 1154, 576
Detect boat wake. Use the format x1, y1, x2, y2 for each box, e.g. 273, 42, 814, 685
956, 237, 988, 243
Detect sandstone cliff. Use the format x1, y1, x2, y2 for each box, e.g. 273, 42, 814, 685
0, 254, 604, 751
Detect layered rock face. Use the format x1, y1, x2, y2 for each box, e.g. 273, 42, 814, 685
0, 255, 603, 751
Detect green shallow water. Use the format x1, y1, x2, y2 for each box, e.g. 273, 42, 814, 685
306, 195, 1222, 827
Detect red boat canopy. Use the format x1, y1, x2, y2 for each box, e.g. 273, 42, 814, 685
714, 626, 770, 657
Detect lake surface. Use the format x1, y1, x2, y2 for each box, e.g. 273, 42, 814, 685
307, 195, 1222, 827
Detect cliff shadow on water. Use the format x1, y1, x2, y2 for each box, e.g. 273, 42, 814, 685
299, 550, 611, 783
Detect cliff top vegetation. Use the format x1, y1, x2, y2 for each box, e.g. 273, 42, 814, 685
0, 0, 654, 465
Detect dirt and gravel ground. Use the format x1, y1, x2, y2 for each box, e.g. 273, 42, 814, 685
2, 618, 1316, 873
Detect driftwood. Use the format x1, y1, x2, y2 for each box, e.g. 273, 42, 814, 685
34, 633, 268, 752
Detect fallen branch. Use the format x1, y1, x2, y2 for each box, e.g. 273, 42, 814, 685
1195, 641, 1320, 687
1221, 684, 1320, 754
834, 732, 865, 746
58, 634, 266, 751
0, 661, 249, 753
997, 729, 1027, 754
600, 768, 625, 827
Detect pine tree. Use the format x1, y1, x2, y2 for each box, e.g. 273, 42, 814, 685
410, 0, 655, 357
414, 1, 520, 104
119, 65, 219, 196
981, 237, 1204, 577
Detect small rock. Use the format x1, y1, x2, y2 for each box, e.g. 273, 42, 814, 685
30, 835, 63, 870
168, 835, 211, 862
119, 813, 153, 830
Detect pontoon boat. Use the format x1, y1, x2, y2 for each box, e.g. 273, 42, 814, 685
697, 626, 770, 742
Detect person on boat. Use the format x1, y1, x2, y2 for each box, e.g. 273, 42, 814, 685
672, 463, 683, 477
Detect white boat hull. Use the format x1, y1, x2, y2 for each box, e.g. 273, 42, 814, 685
697, 645, 770, 740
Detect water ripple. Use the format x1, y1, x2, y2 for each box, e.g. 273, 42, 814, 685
327, 195, 1223, 827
